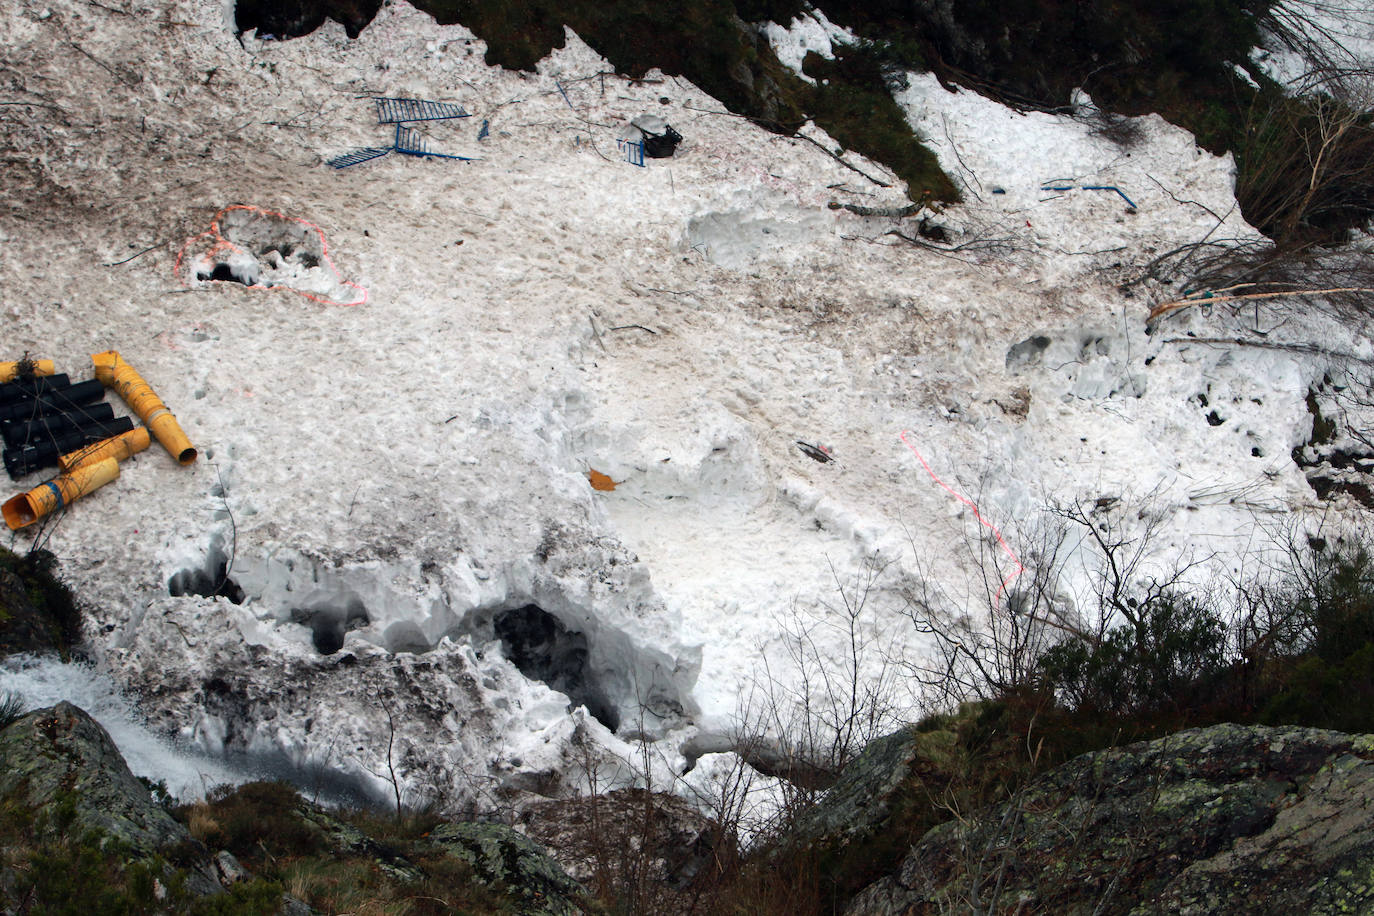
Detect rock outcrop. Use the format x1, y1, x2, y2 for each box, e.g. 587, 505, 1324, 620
847, 723, 1374, 915
0, 701, 197, 857
427, 822, 591, 916
0, 701, 222, 897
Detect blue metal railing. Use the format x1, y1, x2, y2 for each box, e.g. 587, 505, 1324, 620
1039, 182, 1138, 210
327, 147, 391, 170
392, 125, 474, 161
331, 99, 477, 168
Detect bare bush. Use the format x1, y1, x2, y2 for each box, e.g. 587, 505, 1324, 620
753, 554, 912, 797
900, 509, 1078, 706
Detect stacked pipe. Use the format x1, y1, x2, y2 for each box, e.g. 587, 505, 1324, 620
2, 458, 120, 530
92, 351, 197, 465
0, 373, 127, 479
2, 353, 194, 530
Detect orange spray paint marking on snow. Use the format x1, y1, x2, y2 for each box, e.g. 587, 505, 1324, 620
174, 204, 368, 307
899, 429, 1024, 608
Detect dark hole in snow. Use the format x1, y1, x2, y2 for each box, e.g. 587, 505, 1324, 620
202, 263, 253, 284
294, 599, 370, 656
494, 604, 619, 732
1206, 410, 1225, 427
1005, 334, 1052, 371
169, 543, 244, 604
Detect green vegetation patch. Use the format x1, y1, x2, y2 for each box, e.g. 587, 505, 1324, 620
0, 546, 83, 660
177, 781, 554, 915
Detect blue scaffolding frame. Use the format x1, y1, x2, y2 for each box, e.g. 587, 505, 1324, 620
330, 97, 475, 169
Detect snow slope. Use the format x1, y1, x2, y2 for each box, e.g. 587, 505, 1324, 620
1, 0, 1369, 815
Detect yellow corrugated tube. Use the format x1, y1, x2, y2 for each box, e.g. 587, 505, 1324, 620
59, 427, 152, 472
0, 360, 55, 383
2, 457, 120, 530
91, 351, 197, 465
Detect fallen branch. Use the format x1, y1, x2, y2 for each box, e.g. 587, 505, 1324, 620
828, 200, 921, 218
1161, 336, 1374, 367
792, 133, 892, 188
1148, 286, 1374, 322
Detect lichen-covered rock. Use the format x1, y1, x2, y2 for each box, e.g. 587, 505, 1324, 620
0, 701, 195, 856
847, 724, 1374, 915
0, 701, 222, 898
788, 727, 934, 847
519, 788, 723, 889
427, 821, 590, 915
294, 803, 425, 884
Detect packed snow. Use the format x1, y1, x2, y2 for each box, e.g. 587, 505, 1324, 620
1, 0, 1371, 823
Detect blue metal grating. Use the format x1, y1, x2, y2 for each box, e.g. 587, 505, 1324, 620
374, 97, 470, 124
393, 124, 427, 155
327, 147, 392, 169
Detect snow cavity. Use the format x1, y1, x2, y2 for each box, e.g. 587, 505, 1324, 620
177, 204, 367, 306
222, 547, 690, 730
168, 534, 244, 605
494, 604, 619, 731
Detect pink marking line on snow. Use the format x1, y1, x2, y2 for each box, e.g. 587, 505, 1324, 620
899, 429, 1024, 607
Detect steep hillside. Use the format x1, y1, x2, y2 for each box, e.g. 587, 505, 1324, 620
2, 5, 1374, 912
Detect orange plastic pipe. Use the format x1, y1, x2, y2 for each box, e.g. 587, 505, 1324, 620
2, 457, 120, 530
91, 351, 197, 465
59, 427, 152, 472
0, 360, 55, 383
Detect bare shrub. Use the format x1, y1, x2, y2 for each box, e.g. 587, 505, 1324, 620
754, 555, 913, 798
900, 509, 1078, 707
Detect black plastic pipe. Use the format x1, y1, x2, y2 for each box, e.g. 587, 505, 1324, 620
1, 403, 117, 449
0, 374, 72, 407
3, 416, 135, 479
0, 379, 106, 424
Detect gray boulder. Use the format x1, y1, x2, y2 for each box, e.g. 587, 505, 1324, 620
0, 701, 222, 896
0, 701, 196, 856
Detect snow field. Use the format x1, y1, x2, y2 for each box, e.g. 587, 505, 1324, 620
0, 0, 1369, 823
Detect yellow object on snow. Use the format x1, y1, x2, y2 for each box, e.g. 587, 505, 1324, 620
0, 360, 55, 383
2, 457, 120, 530
91, 351, 197, 465
59, 427, 152, 472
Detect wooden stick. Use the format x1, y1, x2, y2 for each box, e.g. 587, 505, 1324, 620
1148, 286, 1374, 322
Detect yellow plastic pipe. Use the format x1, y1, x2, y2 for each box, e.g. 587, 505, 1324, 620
0, 360, 55, 383
2, 457, 120, 530
91, 351, 197, 465
58, 427, 152, 472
